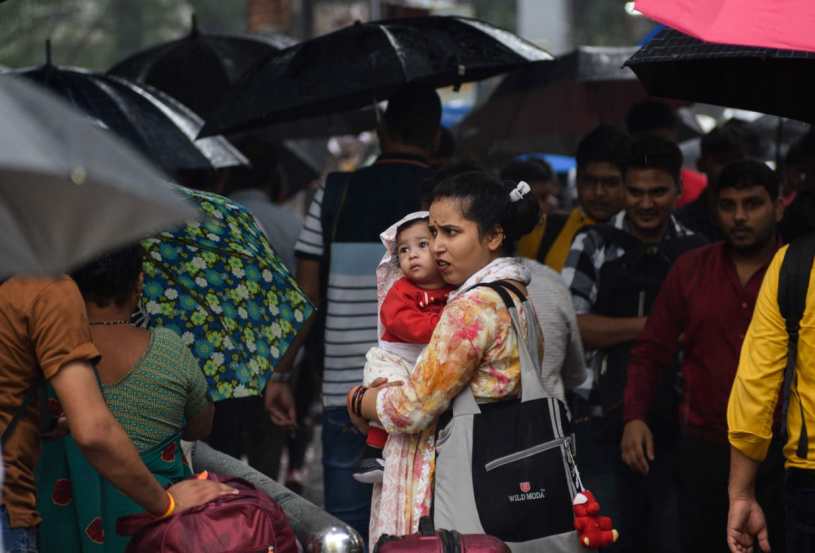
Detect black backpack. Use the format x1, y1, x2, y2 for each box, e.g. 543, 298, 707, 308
590, 225, 707, 441
778, 233, 815, 459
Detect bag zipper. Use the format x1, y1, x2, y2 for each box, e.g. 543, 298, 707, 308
484, 437, 567, 472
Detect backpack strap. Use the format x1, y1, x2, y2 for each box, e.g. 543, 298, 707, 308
1, 382, 41, 445
536, 212, 569, 264
778, 234, 815, 459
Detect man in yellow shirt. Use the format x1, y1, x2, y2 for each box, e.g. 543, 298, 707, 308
535, 125, 631, 271
727, 239, 815, 552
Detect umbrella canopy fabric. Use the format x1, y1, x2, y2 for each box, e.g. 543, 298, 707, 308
457, 46, 645, 157
201, 16, 552, 137
110, 15, 296, 117
141, 187, 314, 401
624, 28, 815, 123
635, 0, 815, 54
6, 63, 247, 174
0, 75, 197, 277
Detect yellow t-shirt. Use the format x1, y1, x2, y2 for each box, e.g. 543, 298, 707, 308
543, 208, 595, 272
728, 245, 815, 469
516, 220, 546, 260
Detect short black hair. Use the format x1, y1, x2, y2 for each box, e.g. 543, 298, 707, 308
71, 244, 144, 308
395, 217, 429, 243
714, 160, 779, 200
500, 158, 554, 184
430, 170, 540, 256
701, 120, 760, 161
626, 100, 678, 135
383, 85, 442, 149
576, 125, 631, 174
625, 135, 684, 184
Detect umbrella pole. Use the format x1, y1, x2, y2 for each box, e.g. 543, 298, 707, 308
775, 117, 784, 169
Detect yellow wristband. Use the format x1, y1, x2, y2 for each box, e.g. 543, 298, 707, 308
159, 491, 176, 519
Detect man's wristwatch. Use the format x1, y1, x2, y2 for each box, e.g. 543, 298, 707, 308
267, 371, 292, 383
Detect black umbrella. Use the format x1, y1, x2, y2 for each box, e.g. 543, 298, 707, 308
625, 28, 815, 124
7, 55, 246, 175
110, 15, 296, 118
457, 46, 645, 157
200, 16, 551, 137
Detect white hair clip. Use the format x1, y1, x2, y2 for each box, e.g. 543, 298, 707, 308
509, 180, 531, 203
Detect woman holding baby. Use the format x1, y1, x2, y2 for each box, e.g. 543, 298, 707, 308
346, 169, 549, 546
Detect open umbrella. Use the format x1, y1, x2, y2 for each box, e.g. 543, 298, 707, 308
635, 0, 815, 54
457, 46, 645, 157
110, 14, 296, 118
201, 16, 551, 137
0, 75, 196, 277
624, 28, 815, 123
110, 16, 376, 139
6, 54, 247, 175
140, 187, 314, 401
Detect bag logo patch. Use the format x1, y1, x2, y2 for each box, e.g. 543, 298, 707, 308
507, 484, 547, 503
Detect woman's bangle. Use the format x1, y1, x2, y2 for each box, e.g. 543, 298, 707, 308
158, 491, 176, 519
351, 386, 363, 417
352, 386, 367, 418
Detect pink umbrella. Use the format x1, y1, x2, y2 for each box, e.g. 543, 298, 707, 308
635, 0, 815, 53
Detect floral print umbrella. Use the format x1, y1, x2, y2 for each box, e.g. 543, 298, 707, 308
141, 187, 314, 401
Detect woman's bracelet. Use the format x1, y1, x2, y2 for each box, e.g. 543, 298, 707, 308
352, 386, 367, 418
158, 491, 176, 519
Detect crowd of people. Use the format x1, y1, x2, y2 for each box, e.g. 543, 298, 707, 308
3, 80, 815, 553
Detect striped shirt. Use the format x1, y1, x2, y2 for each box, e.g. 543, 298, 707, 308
561, 211, 695, 315
294, 156, 433, 406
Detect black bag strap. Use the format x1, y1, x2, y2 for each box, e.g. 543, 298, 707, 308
778, 233, 815, 459
536, 212, 569, 264
1, 382, 41, 445
467, 280, 526, 310
316, 172, 353, 317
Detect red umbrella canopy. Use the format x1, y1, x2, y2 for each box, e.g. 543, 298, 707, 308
635, 0, 815, 53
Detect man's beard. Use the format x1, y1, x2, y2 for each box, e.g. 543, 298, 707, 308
728, 225, 775, 255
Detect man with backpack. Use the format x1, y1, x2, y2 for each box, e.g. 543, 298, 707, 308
266, 85, 442, 540
562, 135, 706, 552
727, 223, 815, 549
621, 160, 785, 553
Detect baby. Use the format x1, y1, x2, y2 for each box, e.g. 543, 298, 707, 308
353, 212, 454, 483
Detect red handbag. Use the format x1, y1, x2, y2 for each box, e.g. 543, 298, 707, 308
117, 473, 298, 553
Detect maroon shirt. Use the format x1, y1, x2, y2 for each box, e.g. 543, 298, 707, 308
623, 242, 778, 443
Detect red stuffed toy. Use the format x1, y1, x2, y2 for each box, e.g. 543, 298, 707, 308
573, 490, 619, 549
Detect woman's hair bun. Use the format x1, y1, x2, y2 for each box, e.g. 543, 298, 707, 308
500, 179, 541, 243
430, 170, 540, 255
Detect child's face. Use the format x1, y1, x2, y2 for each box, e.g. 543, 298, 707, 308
396, 222, 445, 288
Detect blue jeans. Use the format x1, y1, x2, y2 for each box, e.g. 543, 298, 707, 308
322, 407, 372, 543
1, 507, 37, 553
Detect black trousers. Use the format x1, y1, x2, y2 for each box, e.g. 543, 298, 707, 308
677, 434, 785, 553
206, 396, 285, 480
786, 468, 815, 551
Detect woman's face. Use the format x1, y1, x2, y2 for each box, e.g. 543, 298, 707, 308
428, 197, 503, 286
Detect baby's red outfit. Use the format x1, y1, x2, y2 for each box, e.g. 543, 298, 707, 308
380, 277, 454, 344
366, 278, 454, 449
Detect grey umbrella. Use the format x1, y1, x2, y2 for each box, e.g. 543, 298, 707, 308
0, 76, 198, 277
5, 58, 247, 175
